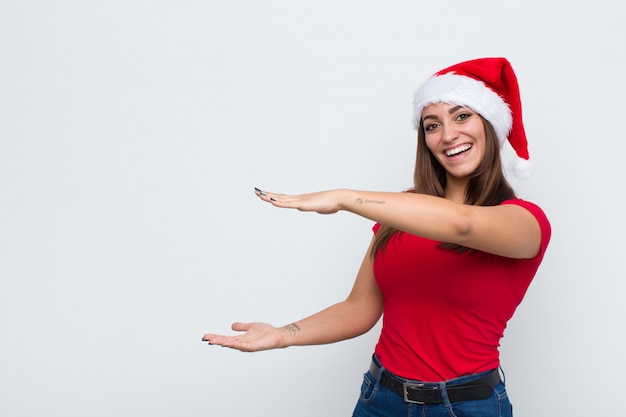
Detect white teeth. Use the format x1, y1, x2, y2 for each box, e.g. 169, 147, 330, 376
446, 144, 472, 157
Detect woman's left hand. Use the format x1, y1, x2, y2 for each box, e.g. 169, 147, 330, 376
254, 188, 344, 214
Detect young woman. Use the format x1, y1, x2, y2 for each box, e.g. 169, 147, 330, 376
203, 57, 551, 417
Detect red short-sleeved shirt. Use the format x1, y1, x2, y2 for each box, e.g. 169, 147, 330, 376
372, 199, 551, 382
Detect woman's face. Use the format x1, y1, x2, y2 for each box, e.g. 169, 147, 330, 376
422, 102, 486, 180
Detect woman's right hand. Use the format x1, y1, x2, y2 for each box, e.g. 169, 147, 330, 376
202, 322, 287, 352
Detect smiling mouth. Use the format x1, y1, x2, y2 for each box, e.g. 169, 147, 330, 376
446, 144, 472, 157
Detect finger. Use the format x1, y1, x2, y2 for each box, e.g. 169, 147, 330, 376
254, 187, 280, 198
231, 322, 251, 332
201, 334, 229, 346
203, 335, 248, 349
203, 322, 252, 343
254, 187, 292, 202
267, 193, 303, 206
208, 335, 254, 351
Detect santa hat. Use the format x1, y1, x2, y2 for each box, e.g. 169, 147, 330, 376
412, 57, 533, 179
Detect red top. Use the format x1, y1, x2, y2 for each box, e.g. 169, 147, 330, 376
372, 199, 551, 382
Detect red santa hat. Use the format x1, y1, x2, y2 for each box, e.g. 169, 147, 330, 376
412, 57, 533, 179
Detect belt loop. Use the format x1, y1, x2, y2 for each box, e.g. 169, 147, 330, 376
498, 366, 506, 386
369, 355, 384, 393
438, 381, 453, 408
370, 354, 385, 381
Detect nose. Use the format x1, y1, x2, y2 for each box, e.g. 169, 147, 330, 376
441, 122, 459, 143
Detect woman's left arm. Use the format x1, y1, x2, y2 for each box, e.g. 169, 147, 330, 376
256, 188, 541, 259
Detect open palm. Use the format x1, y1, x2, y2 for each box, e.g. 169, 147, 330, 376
202, 322, 283, 352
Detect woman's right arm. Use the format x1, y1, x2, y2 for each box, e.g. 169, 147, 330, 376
201, 238, 383, 352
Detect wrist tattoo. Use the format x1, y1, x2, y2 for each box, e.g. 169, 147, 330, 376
284, 323, 301, 337
355, 197, 386, 205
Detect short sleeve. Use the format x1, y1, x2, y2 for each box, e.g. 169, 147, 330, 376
501, 199, 552, 260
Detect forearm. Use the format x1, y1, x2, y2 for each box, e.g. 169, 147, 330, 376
338, 189, 469, 244
279, 299, 382, 348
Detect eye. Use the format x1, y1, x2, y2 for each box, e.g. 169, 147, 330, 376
455, 110, 474, 122
424, 122, 439, 132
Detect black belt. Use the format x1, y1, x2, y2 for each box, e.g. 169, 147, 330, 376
369, 360, 501, 404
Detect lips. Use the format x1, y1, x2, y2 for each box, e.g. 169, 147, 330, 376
445, 144, 472, 157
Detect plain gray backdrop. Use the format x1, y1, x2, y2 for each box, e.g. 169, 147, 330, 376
1, 1, 624, 416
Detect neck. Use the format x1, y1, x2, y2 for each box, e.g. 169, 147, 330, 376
445, 176, 469, 203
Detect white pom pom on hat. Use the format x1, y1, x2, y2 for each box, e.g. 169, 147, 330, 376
412, 57, 533, 180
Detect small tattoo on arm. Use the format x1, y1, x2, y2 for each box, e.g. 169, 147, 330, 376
284, 323, 301, 337
355, 197, 386, 205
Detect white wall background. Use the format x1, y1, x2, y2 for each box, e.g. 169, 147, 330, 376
1, 1, 624, 416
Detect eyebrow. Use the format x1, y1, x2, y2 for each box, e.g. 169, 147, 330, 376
422, 105, 466, 121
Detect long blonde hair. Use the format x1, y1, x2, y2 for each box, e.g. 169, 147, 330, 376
371, 116, 515, 257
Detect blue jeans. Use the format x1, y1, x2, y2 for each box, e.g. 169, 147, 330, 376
352, 357, 513, 417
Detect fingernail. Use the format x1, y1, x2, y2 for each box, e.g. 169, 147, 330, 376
270, 197, 276, 201
254, 187, 266, 196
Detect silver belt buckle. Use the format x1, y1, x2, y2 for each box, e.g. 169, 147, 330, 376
403, 382, 426, 404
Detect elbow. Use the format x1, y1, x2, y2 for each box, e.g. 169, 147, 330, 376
451, 213, 474, 245
354, 311, 382, 337
344, 299, 383, 337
